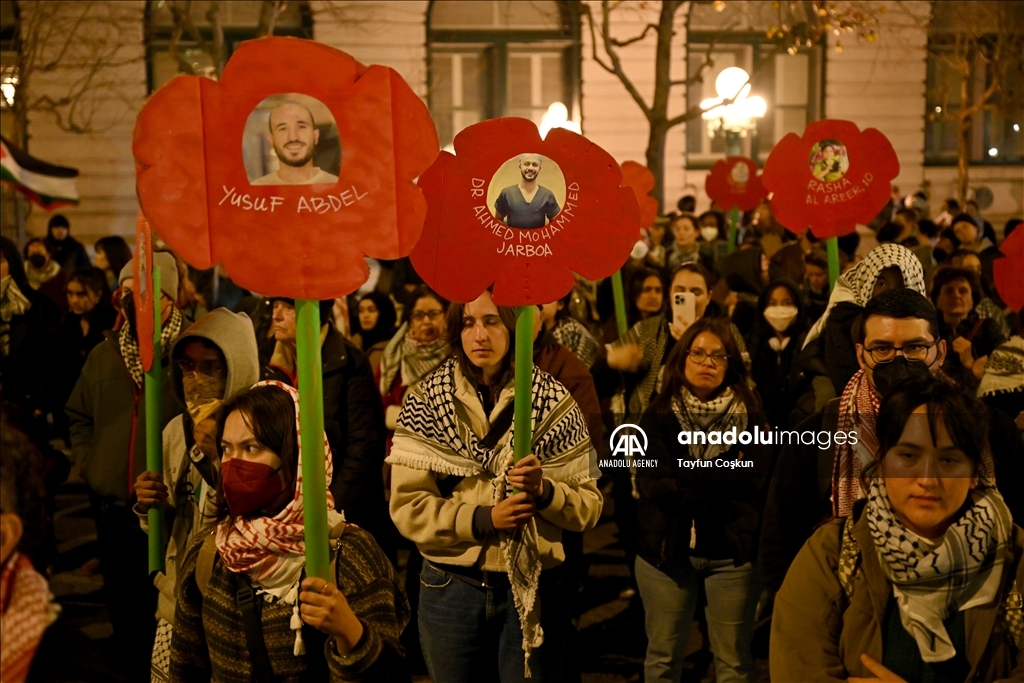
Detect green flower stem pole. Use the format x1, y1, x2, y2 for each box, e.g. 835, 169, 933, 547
826, 236, 841, 292
296, 299, 330, 582
727, 207, 740, 255
611, 271, 628, 338
145, 269, 165, 575
513, 306, 535, 473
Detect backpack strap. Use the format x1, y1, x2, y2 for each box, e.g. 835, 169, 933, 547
234, 572, 274, 683
196, 532, 217, 598
837, 515, 860, 600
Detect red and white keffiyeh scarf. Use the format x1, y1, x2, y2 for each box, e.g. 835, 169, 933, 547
215, 380, 344, 655
0, 553, 59, 683
833, 370, 881, 517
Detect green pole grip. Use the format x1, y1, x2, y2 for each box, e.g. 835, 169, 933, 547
727, 207, 740, 255
296, 299, 330, 581
513, 306, 534, 466
611, 271, 628, 339
826, 237, 841, 293
145, 269, 165, 575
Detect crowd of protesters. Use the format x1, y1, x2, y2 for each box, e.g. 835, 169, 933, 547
1, 198, 1023, 683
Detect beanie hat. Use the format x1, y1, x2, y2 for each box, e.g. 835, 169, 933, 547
119, 251, 179, 301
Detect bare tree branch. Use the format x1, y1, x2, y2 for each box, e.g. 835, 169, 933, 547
611, 23, 659, 48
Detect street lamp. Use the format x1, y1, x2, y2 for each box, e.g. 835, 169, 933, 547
700, 66, 766, 157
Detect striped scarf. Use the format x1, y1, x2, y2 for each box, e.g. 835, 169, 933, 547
867, 479, 1012, 662
0, 553, 59, 683
118, 306, 183, 387
387, 358, 594, 674
378, 322, 450, 395
833, 369, 880, 517
215, 381, 345, 655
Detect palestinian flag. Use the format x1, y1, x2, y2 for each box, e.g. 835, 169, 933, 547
0, 135, 79, 210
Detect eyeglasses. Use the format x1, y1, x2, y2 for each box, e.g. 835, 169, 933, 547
687, 350, 728, 366
864, 342, 936, 363
176, 358, 226, 377
411, 310, 443, 323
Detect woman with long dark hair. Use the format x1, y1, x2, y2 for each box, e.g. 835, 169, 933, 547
169, 382, 409, 681
92, 236, 132, 291
387, 289, 601, 682
634, 317, 771, 683
352, 291, 397, 376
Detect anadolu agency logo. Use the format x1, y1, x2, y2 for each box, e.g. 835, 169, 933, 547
600, 424, 658, 469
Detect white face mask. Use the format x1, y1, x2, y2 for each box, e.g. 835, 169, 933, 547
763, 305, 798, 333
700, 227, 719, 243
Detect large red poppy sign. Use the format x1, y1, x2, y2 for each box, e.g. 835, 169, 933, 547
620, 161, 659, 228
133, 37, 438, 299
410, 117, 640, 305
762, 119, 899, 238
704, 156, 767, 213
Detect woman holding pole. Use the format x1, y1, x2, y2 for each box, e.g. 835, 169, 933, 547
387, 289, 602, 682
169, 382, 409, 682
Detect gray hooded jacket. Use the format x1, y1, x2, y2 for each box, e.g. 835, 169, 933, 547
136, 308, 259, 624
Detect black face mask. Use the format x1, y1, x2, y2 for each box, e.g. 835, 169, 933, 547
871, 356, 932, 397
27, 254, 47, 269
121, 295, 136, 332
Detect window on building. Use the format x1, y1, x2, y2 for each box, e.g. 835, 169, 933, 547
925, 1, 1024, 165
428, 0, 581, 150
686, 0, 824, 167
146, 0, 310, 92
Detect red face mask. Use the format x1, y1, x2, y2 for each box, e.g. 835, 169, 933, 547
221, 458, 287, 518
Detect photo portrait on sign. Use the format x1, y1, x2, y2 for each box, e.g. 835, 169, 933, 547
242, 93, 341, 186
487, 153, 566, 230
809, 139, 849, 183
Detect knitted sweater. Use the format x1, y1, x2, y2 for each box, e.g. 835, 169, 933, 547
169, 526, 409, 682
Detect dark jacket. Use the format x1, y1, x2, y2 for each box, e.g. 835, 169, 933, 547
939, 311, 1007, 389
635, 405, 772, 569
27, 614, 127, 683
45, 234, 91, 275
758, 400, 1024, 597
534, 330, 603, 450
263, 327, 390, 548
65, 327, 185, 502
1, 287, 60, 416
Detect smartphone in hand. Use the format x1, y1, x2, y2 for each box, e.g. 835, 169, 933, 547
672, 291, 696, 329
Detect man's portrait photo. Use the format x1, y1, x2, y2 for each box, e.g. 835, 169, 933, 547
242, 93, 341, 186
489, 153, 565, 230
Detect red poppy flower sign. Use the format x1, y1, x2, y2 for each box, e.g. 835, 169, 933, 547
762, 119, 899, 238
410, 117, 641, 305
621, 161, 659, 229
704, 156, 767, 213
994, 226, 1024, 312
133, 37, 438, 299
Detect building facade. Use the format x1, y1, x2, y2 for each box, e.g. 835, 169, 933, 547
4, 0, 1021, 244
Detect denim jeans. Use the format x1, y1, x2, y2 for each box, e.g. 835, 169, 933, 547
417, 560, 567, 683
635, 554, 759, 683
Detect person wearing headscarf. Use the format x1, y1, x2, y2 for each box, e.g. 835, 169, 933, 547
351, 291, 397, 376
744, 278, 810, 429
169, 382, 410, 681
799, 243, 926, 403
387, 290, 602, 681
43, 214, 90, 275
771, 377, 1024, 682
64, 251, 186, 680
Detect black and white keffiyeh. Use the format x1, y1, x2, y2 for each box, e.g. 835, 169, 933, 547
552, 317, 599, 368
386, 358, 593, 673
378, 322, 450, 394
866, 478, 1013, 663
672, 387, 748, 461
803, 243, 926, 349
118, 306, 183, 387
